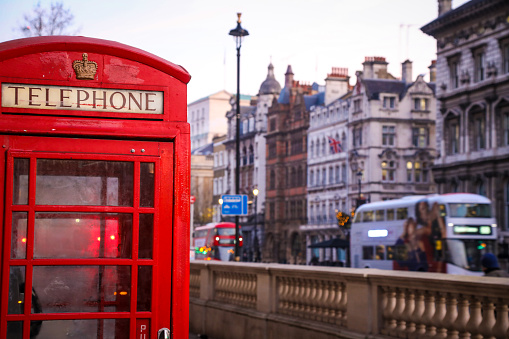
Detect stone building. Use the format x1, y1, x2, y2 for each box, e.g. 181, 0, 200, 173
348, 57, 437, 204
264, 66, 314, 264
222, 63, 281, 261
303, 57, 438, 265
421, 0, 509, 249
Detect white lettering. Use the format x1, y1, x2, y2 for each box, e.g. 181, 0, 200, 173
1, 83, 163, 114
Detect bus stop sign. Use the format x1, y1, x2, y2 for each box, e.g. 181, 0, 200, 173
221, 194, 248, 215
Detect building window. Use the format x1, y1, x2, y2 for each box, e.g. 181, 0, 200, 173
322, 138, 326, 155
383, 96, 396, 109
470, 109, 486, 151
310, 140, 314, 158
473, 47, 486, 82
382, 126, 395, 146
448, 57, 460, 89
446, 117, 460, 155
309, 170, 314, 186
341, 164, 347, 182
322, 168, 326, 186
268, 142, 276, 159
270, 118, 276, 131
354, 99, 361, 113
269, 202, 275, 221
414, 98, 429, 111
412, 127, 429, 147
406, 161, 430, 183
270, 170, 276, 190
381, 160, 396, 182
502, 39, 509, 74
503, 111, 509, 146
353, 127, 362, 147
478, 181, 486, 197
329, 166, 334, 184
335, 165, 340, 183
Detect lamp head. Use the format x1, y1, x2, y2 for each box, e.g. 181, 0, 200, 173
253, 188, 259, 196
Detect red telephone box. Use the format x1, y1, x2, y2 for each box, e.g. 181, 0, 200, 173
0, 36, 191, 339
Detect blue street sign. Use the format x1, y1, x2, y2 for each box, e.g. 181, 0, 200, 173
221, 194, 248, 216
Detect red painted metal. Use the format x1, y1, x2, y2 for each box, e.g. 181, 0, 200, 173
0, 36, 190, 339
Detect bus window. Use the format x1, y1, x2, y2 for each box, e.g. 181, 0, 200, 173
362, 211, 374, 222
395, 245, 408, 261
375, 245, 385, 260
375, 210, 384, 221
386, 246, 395, 260
448, 203, 491, 218
363, 246, 374, 260
396, 208, 408, 220
353, 211, 360, 223
387, 209, 395, 221
439, 204, 446, 217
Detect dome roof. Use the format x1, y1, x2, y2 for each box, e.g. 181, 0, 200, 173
259, 63, 281, 95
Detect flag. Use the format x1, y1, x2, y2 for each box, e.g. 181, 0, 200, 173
328, 136, 342, 154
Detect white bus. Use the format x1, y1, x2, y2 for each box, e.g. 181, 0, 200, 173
350, 193, 497, 275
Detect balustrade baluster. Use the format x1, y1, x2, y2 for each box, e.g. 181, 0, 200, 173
279, 277, 290, 314
401, 289, 415, 339
492, 301, 509, 339
393, 288, 407, 337
421, 291, 436, 338
308, 279, 318, 320
326, 281, 336, 324
478, 297, 496, 339
314, 280, 325, 321
410, 290, 426, 338
433, 292, 448, 339
383, 287, 397, 335
454, 295, 470, 339
442, 293, 458, 339
466, 297, 483, 339
339, 282, 347, 326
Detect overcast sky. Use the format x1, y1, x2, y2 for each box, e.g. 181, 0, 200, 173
0, 0, 470, 104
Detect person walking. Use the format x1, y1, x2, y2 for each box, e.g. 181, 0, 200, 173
481, 253, 509, 277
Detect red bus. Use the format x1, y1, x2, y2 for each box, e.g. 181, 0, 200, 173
192, 222, 243, 261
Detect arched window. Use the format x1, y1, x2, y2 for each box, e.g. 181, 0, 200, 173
242, 146, 247, 165
309, 170, 314, 187
310, 140, 314, 158
322, 138, 326, 155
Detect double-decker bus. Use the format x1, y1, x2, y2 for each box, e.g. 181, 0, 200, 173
350, 193, 497, 275
192, 222, 243, 261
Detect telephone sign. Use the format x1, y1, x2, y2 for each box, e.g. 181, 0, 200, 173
0, 36, 191, 339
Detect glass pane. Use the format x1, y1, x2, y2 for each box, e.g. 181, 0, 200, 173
8, 266, 25, 314
33, 266, 131, 313
13, 158, 29, 205
139, 214, 153, 259
11, 212, 27, 259
34, 213, 132, 259
32, 319, 129, 338
140, 163, 155, 207
6, 322, 23, 339
36, 159, 133, 206
137, 266, 152, 312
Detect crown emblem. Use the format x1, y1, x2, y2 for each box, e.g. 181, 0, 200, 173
73, 53, 98, 80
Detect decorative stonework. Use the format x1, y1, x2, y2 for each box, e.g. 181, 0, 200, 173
73, 53, 98, 80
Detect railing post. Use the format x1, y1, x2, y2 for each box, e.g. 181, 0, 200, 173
200, 263, 212, 301
256, 267, 272, 313
345, 275, 377, 335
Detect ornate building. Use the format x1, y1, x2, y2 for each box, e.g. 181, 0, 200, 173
422, 0, 509, 249
264, 66, 314, 264
222, 63, 281, 261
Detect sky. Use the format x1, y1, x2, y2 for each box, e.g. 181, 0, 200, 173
0, 0, 470, 104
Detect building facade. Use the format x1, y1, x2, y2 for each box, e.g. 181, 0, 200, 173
422, 0, 509, 252
264, 66, 313, 264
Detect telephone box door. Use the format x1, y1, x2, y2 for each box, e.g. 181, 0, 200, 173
1, 135, 174, 339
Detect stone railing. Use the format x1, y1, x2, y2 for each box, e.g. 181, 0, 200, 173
189, 261, 509, 339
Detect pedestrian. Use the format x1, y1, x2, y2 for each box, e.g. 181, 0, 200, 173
481, 253, 509, 277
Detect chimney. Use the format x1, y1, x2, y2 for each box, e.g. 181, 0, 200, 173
438, 0, 452, 16
285, 65, 294, 88
429, 60, 437, 82
325, 67, 350, 105
401, 60, 413, 83
362, 56, 388, 79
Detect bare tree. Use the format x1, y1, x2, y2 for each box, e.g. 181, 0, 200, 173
18, 2, 79, 37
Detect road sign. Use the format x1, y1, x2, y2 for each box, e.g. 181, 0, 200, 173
190, 195, 195, 204
221, 194, 248, 215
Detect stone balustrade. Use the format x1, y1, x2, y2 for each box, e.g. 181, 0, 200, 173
189, 261, 509, 339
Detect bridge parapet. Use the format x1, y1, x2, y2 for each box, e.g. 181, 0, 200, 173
189, 262, 509, 339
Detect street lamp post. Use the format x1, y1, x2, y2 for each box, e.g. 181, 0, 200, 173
252, 188, 259, 262
229, 13, 249, 261
356, 170, 363, 207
